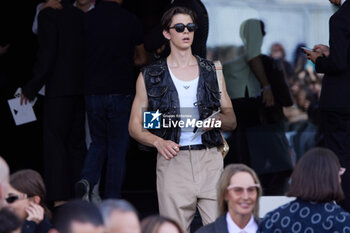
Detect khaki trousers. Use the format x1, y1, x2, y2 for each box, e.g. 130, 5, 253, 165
156, 147, 223, 233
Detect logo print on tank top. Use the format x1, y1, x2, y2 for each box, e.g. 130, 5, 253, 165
183, 85, 190, 89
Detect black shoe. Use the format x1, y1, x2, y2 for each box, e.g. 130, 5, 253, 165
75, 179, 90, 201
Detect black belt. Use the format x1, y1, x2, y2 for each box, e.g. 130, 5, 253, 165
179, 144, 207, 150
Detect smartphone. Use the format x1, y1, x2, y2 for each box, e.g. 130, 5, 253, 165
301, 46, 313, 52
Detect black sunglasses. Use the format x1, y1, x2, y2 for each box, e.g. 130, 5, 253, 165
5, 196, 20, 204
5, 194, 31, 204
169, 23, 197, 33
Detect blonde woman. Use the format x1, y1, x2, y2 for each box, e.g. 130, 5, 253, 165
196, 164, 262, 233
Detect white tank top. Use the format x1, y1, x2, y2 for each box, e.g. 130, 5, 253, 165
168, 67, 202, 146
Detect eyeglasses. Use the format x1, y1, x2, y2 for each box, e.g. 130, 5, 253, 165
169, 23, 197, 33
5, 194, 28, 204
227, 184, 260, 195
339, 167, 346, 176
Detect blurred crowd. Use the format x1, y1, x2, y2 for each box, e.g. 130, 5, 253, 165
208, 42, 324, 125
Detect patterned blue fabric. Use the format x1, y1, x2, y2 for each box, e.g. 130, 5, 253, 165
257, 198, 350, 233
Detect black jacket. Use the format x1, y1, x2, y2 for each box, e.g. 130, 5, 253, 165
22, 0, 85, 100
22, 217, 51, 233
142, 56, 223, 147
195, 215, 229, 233
316, 0, 350, 112
195, 215, 260, 233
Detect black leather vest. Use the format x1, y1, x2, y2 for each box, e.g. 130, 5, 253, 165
142, 56, 223, 147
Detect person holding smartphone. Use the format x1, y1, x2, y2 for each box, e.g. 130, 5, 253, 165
304, 0, 350, 212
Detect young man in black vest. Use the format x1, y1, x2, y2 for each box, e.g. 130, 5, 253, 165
129, 7, 236, 232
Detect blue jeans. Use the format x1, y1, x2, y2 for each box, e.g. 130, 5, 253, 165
82, 94, 133, 198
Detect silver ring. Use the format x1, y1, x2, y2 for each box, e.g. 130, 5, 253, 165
173, 146, 178, 150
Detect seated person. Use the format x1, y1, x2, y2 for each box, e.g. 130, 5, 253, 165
6, 169, 51, 233
49, 200, 104, 233
0, 156, 10, 208
258, 147, 350, 232
98, 199, 141, 233
196, 164, 262, 233
0, 208, 22, 233
141, 215, 185, 233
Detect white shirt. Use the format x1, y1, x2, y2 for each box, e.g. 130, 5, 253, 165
168, 67, 202, 146
341, 0, 346, 5
226, 213, 258, 233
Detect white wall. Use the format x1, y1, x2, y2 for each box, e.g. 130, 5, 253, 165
202, 0, 334, 62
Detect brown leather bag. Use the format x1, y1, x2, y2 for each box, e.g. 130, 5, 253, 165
214, 60, 229, 158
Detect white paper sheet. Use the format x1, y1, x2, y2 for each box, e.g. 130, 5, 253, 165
191, 109, 221, 141
38, 85, 45, 96
8, 98, 37, 126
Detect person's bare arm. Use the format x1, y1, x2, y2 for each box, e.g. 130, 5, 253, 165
129, 73, 180, 160
134, 44, 147, 66
218, 74, 237, 131
248, 56, 274, 106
